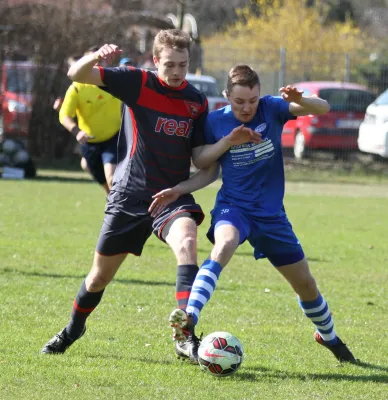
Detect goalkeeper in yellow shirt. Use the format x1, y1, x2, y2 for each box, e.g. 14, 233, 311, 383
59, 81, 121, 194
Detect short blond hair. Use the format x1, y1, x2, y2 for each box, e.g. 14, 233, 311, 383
153, 29, 191, 60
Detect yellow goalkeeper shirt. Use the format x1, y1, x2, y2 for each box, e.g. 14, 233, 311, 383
59, 82, 121, 143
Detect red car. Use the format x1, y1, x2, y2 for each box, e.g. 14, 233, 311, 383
281, 81, 376, 159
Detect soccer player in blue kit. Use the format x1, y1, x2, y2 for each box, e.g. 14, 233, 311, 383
41, 31, 261, 359
150, 64, 357, 364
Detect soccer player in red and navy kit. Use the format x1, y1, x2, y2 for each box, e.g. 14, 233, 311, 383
150, 65, 357, 364
41, 30, 260, 362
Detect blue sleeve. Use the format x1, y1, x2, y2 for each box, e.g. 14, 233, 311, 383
204, 115, 217, 144
268, 96, 297, 124
99, 66, 142, 107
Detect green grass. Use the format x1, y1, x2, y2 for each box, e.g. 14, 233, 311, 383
0, 171, 387, 400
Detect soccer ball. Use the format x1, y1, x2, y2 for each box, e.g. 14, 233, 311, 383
198, 331, 244, 377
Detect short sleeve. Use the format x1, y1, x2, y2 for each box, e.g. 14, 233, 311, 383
190, 100, 209, 149
267, 96, 297, 124
59, 84, 78, 122
99, 66, 143, 107
204, 114, 216, 144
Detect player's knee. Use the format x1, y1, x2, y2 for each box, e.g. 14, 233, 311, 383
294, 276, 317, 297
86, 274, 112, 292
211, 237, 239, 264
216, 236, 238, 254
177, 234, 196, 257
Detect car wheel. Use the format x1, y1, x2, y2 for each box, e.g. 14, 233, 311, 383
294, 131, 307, 160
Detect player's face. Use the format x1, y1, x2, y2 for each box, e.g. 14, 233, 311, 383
154, 48, 189, 88
227, 84, 260, 123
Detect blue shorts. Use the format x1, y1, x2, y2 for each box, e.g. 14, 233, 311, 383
206, 204, 304, 267
80, 133, 118, 184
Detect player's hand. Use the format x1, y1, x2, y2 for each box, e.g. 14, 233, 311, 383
148, 188, 182, 217
225, 124, 262, 147
95, 44, 123, 64
279, 85, 303, 103
53, 97, 63, 111
76, 131, 95, 144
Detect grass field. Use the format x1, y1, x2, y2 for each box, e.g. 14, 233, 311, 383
1, 170, 388, 400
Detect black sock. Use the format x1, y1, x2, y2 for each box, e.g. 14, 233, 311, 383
175, 264, 199, 310
65, 280, 105, 340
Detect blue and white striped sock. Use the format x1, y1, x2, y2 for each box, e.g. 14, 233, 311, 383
186, 259, 222, 325
299, 293, 338, 345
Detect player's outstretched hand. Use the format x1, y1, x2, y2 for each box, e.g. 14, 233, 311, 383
148, 188, 181, 217
226, 124, 262, 147
279, 85, 303, 103
95, 44, 123, 64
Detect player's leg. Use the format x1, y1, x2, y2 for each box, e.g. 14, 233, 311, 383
80, 142, 109, 194
185, 221, 241, 326
184, 206, 250, 328
166, 205, 248, 362
103, 163, 116, 190
41, 251, 127, 355
257, 217, 357, 363
153, 196, 205, 362
80, 157, 89, 173
165, 214, 200, 310
41, 194, 153, 354
101, 133, 118, 191
275, 257, 357, 363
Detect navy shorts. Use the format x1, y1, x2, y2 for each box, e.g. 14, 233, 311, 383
206, 204, 304, 267
80, 133, 118, 184
96, 191, 205, 256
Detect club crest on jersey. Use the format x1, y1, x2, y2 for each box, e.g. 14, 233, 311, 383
184, 101, 201, 117
255, 123, 267, 133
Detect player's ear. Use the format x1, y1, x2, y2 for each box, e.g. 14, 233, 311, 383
153, 55, 159, 68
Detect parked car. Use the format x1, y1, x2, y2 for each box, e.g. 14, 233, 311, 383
281, 81, 376, 159
185, 73, 229, 112
0, 61, 35, 147
357, 88, 388, 159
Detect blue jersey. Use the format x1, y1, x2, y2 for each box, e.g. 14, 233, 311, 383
204, 95, 296, 217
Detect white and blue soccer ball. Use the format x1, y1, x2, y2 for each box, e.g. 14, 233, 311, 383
198, 331, 244, 377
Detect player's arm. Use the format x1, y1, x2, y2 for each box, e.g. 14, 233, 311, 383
280, 85, 330, 116
67, 44, 122, 85
59, 85, 93, 144
192, 125, 262, 170
148, 163, 220, 217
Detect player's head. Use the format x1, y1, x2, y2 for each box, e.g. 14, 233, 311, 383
226, 65, 260, 123
153, 29, 190, 88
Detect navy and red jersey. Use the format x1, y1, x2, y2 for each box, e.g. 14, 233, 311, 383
98, 66, 208, 201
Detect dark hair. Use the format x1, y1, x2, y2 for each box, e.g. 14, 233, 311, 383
227, 65, 260, 93
153, 29, 191, 60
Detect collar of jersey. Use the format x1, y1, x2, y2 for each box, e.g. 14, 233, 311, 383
157, 74, 188, 90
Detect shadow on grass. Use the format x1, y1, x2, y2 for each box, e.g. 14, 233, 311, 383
34, 175, 94, 184
1, 268, 174, 287
235, 362, 388, 383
